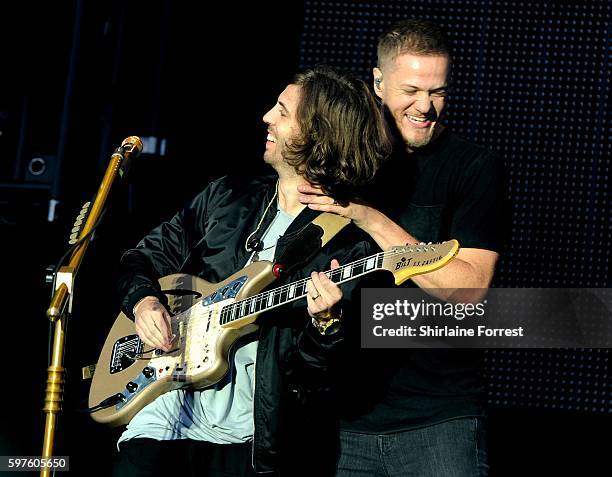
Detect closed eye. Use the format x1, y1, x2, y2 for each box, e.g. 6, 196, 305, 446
401, 88, 448, 97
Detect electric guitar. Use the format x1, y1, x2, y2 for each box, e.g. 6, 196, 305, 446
89, 240, 459, 426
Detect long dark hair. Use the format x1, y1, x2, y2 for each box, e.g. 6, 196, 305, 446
283, 65, 391, 201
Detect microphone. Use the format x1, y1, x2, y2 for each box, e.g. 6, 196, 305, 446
246, 237, 264, 253
121, 136, 143, 160
113, 136, 143, 178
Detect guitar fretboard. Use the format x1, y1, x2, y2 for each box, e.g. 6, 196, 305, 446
219, 252, 385, 325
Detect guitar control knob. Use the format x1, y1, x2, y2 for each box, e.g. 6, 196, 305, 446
142, 367, 155, 379
126, 381, 138, 393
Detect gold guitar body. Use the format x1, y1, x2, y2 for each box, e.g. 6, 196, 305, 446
89, 261, 275, 427
89, 240, 460, 427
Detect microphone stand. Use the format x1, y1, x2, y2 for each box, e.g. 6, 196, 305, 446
40, 137, 142, 477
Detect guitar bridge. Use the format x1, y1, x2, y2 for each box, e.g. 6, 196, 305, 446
110, 334, 144, 374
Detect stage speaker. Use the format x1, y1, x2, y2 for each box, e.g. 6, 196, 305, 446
24, 154, 56, 184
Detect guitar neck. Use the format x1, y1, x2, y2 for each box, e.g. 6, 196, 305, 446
219, 251, 386, 326
218, 240, 459, 326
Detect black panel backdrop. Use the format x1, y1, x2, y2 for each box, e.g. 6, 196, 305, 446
1, 0, 610, 475
298, 0, 611, 416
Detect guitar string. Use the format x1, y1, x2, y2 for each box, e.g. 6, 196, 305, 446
219, 244, 445, 321
178, 250, 387, 334
178, 244, 447, 335
143, 244, 451, 359
172, 244, 449, 336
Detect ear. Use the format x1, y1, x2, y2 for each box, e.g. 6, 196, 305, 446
372, 67, 383, 98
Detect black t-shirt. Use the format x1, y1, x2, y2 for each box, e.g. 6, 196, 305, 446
337, 129, 508, 433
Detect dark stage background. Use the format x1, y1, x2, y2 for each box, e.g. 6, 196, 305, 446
1, 0, 610, 475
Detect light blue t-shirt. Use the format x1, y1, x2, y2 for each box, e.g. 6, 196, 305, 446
118, 206, 295, 446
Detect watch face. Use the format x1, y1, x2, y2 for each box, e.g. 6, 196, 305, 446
321, 318, 341, 335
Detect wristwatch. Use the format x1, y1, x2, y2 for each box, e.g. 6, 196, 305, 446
311, 308, 343, 336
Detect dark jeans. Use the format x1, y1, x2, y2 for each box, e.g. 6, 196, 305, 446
113, 438, 257, 477
336, 417, 489, 477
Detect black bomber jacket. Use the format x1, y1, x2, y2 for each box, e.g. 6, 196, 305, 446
118, 174, 374, 474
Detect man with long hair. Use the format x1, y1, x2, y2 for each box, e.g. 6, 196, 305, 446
112, 65, 389, 476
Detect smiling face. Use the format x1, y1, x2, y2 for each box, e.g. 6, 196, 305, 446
374, 53, 450, 150
262, 84, 302, 171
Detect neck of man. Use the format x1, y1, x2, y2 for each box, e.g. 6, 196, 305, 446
276, 168, 308, 216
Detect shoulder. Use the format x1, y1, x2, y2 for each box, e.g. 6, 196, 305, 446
441, 132, 498, 167
189, 173, 276, 208
432, 132, 504, 186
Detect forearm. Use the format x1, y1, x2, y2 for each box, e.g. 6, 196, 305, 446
410, 256, 493, 303
357, 208, 418, 251
358, 209, 497, 303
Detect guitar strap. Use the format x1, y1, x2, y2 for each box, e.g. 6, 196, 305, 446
311, 213, 351, 248
160, 213, 352, 298
273, 212, 351, 277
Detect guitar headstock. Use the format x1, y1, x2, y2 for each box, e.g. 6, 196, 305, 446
381, 239, 460, 285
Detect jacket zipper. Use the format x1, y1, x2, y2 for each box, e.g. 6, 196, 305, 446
251, 325, 263, 472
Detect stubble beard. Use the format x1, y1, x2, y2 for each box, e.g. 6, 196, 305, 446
402, 125, 436, 150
